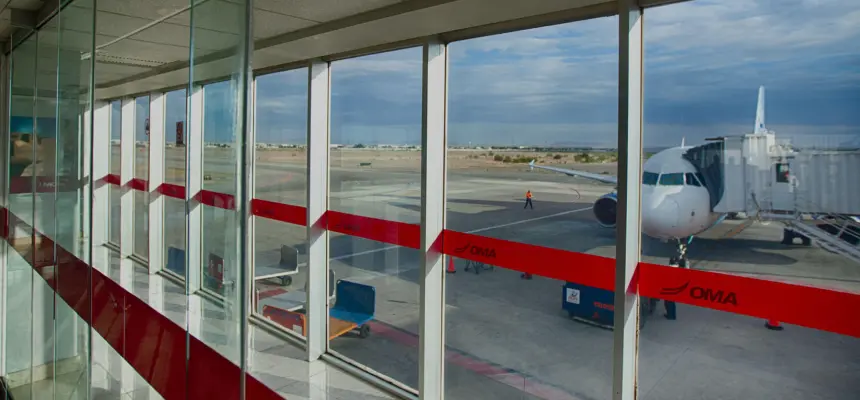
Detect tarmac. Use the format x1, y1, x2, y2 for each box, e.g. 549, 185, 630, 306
117, 152, 860, 399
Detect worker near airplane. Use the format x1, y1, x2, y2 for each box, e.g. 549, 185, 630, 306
524, 190, 534, 209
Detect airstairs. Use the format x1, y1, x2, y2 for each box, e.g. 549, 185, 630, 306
753, 193, 860, 265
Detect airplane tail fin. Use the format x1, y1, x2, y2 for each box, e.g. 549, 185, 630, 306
754, 85, 766, 134
529, 160, 535, 170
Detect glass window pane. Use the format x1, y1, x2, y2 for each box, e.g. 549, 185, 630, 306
445, 17, 618, 399
659, 172, 684, 186
250, 68, 309, 336
643, 171, 659, 185
327, 47, 422, 389
641, 2, 860, 399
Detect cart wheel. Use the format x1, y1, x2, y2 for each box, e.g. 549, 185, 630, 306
359, 324, 371, 338
280, 276, 292, 286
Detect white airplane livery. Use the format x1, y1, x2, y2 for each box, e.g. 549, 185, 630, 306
530, 86, 771, 266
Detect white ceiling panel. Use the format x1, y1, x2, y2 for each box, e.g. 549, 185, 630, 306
90, 0, 188, 22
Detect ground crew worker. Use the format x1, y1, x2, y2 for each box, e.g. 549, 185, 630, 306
524, 190, 534, 209
664, 259, 687, 320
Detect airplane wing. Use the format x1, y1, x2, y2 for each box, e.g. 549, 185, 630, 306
528, 160, 618, 185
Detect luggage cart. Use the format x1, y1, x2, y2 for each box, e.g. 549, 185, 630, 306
262, 279, 376, 339
255, 245, 300, 286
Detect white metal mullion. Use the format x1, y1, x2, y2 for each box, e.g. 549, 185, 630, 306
186, 85, 204, 338
246, 77, 258, 368
306, 60, 331, 361
120, 98, 135, 258
419, 40, 447, 400
148, 93, 166, 275
612, 3, 644, 400
92, 101, 111, 247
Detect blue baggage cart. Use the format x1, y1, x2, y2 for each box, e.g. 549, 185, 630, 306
562, 282, 652, 330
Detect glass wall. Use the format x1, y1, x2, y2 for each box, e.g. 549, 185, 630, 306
3, 1, 859, 399
2, 0, 94, 398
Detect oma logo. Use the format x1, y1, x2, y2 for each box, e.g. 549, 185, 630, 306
660, 281, 738, 306
453, 242, 496, 258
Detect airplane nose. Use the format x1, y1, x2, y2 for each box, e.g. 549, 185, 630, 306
641, 195, 680, 238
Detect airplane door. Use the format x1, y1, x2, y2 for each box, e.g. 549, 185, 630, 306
770, 161, 795, 211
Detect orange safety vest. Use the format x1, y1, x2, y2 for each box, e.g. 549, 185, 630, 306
526, 192, 532, 199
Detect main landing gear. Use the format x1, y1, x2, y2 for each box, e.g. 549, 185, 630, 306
668, 237, 692, 268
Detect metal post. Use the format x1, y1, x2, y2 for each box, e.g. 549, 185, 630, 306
612, 2, 644, 400
305, 59, 331, 361
148, 93, 166, 275
419, 39, 447, 400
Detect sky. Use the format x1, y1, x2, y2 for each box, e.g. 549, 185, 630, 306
118, 0, 860, 149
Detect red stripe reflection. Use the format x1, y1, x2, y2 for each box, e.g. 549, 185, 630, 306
1, 208, 284, 400
157, 183, 186, 199
327, 211, 420, 249
195, 189, 236, 210
638, 262, 860, 339
250, 199, 307, 226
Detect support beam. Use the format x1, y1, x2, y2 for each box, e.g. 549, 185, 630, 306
148, 93, 166, 274
305, 59, 330, 361
120, 98, 135, 258
419, 39, 447, 400
612, 2, 644, 400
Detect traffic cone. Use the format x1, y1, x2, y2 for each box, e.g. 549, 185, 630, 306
446, 257, 456, 273
765, 319, 783, 331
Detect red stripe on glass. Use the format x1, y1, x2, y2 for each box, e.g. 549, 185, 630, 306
442, 230, 615, 291
129, 178, 148, 192
157, 183, 186, 199
327, 211, 420, 249
250, 199, 307, 226
638, 262, 860, 338
195, 189, 236, 210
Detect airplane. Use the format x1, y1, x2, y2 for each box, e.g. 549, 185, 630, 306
529, 86, 771, 267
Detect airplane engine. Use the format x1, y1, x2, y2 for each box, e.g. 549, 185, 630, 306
593, 192, 617, 228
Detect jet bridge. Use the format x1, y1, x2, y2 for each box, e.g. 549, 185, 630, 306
705, 133, 860, 263
712, 133, 860, 216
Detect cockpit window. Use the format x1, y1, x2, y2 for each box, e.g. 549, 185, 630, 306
685, 173, 702, 187
642, 171, 659, 185
659, 173, 685, 186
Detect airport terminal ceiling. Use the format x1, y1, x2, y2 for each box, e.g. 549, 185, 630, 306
2, 0, 687, 100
